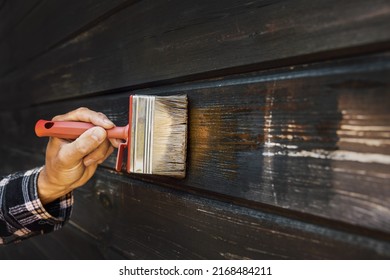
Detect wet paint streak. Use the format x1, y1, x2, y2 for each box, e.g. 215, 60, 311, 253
263, 149, 390, 165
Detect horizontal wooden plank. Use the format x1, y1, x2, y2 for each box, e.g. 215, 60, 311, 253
0, 148, 389, 259
0, 147, 117, 259
0, 0, 131, 78
0, 0, 389, 108
0, 0, 42, 41
0, 53, 389, 235
0, 152, 390, 259
0, 222, 107, 260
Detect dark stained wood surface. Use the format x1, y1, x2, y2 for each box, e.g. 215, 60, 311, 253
0, 222, 107, 260
0, 0, 389, 108
0, 0, 389, 260
0, 148, 389, 259
73, 168, 390, 259
0, 0, 131, 77
1, 53, 389, 236
0, 0, 42, 41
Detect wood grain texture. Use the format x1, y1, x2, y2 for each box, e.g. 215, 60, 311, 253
0, 147, 119, 260
1, 53, 389, 235
0, 0, 389, 108
0, 0, 133, 78
0, 0, 42, 41
72, 168, 390, 259
0, 222, 107, 260
0, 148, 389, 259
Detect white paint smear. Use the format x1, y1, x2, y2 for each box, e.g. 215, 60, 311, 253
340, 125, 390, 132
263, 149, 390, 165
339, 138, 390, 147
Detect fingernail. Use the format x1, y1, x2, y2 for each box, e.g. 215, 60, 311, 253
103, 118, 115, 127
91, 127, 106, 142
112, 139, 122, 148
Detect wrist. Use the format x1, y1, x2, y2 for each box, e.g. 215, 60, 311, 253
38, 167, 67, 205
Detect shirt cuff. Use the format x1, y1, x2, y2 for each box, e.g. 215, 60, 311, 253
0, 167, 73, 244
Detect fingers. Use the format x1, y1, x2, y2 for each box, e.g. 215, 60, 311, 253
52, 107, 115, 130
68, 144, 114, 191
83, 139, 114, 166
39, 108, 119, 204
57, 127, 107, 167
109, 138, 122, 148
52, 107, 122, 147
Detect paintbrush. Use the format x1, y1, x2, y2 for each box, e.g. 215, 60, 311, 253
35, 95, 188, 178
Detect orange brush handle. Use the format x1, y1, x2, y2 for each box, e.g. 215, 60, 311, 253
35, 120, 128, 140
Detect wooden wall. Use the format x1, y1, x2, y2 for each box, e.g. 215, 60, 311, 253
0, 0, 389, 259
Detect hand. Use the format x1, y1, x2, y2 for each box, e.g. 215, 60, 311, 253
38, 107, 120, 205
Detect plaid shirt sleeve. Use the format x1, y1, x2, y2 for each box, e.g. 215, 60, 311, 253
0, 167, 73, 245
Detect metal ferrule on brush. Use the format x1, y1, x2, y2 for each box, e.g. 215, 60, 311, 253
130, 95, 155, 174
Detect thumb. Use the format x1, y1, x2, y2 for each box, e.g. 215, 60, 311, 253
58, 127, 107, 167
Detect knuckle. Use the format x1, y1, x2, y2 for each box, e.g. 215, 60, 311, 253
86, 150, 106, 165
108, 146, 114, 155
56, 150, 68, 165
77, 107, 88, 112
109, 145, 114, 153
75, 107, 89, 116
52, 114, 63, 121
75, 140, 91, 155
96, 149, 107, 160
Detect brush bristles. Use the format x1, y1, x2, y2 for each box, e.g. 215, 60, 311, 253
152, 95, 188, 177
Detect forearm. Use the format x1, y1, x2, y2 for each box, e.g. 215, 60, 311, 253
0, 167, 73, 245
